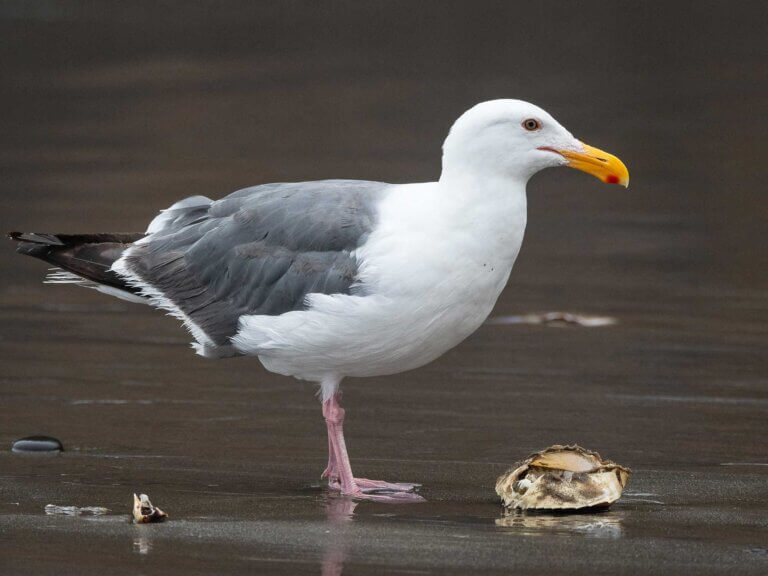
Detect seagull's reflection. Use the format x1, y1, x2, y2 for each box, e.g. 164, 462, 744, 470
495, 510, 624, 539
320, 495, 358, 576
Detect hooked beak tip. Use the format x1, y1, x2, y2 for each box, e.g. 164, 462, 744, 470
543, 143, 630, 188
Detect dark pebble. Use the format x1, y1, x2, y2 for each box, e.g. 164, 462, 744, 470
11, 436, 64, 453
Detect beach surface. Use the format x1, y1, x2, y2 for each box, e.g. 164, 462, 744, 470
1, 2, 766, 574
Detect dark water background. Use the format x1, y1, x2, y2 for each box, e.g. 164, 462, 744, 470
1, 2, 766, 574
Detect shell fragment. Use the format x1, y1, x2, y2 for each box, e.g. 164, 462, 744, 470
44, 504, 109, 516
496, 445, 630, 511
132, 493, 167, 523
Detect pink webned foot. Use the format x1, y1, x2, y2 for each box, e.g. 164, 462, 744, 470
321, 392, 425, 503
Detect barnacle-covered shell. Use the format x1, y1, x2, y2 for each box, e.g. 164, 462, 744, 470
132, 493, 167, 523
496, 445, 630, 511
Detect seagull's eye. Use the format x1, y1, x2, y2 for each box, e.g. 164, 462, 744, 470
522, 118, 542, 131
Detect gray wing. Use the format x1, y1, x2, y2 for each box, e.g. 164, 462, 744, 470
119, 179, 387, 350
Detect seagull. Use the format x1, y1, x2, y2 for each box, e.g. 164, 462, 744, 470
10, 99, 628, 502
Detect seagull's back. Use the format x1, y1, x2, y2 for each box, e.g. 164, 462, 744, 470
115, 179, 390, 359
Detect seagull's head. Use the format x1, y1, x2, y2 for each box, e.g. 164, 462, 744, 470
441, 99, 629, 188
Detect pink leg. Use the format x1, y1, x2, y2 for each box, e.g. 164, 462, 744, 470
321, 425, 337, 481
322, 392, 424, 502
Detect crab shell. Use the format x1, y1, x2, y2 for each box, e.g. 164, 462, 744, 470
496, 445, 630, 511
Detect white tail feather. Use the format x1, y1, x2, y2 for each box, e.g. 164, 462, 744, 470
43, 268, 148, 304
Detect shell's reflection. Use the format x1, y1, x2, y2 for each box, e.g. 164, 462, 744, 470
132, 530, 153, 555
495, 511, 624, 539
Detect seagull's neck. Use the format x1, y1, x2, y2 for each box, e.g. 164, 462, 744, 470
435, 168, 528, 265
438, 166, 527, 203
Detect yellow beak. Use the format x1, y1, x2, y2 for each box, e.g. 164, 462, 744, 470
552, 142, 630, 188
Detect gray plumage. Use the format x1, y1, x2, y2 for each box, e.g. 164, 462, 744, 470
120, 179, 387, 350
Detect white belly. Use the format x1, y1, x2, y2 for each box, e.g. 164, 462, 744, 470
234, 271, 511, 380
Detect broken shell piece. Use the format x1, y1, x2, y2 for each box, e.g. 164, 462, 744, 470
496, 445, 630, 511
132, 493, 167, 523
486, 312, 617, 327
45, 504, 109, 516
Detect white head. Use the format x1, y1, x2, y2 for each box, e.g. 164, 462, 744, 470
441, 99, 628, 187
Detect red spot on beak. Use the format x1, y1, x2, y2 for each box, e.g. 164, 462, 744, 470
606, 174, 620, 184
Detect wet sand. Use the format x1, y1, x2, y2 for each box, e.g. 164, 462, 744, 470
1, 2, 767, 574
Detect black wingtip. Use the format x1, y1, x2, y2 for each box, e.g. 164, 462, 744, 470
7, 232, 65, 245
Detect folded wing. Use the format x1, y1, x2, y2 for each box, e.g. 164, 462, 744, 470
114, 180, 386, 355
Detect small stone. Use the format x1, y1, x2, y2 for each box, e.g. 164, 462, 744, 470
11, 436, 63, 453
